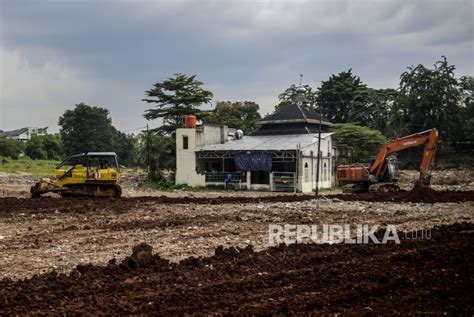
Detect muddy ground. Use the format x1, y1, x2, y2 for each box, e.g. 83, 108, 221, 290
1, 223, 472, 315
0, 169, 473, 314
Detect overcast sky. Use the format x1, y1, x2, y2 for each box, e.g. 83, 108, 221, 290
1, 0, 473, 133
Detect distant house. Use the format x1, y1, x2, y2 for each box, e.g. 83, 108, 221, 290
175, 86, 337, 193
0, 127, 48, 142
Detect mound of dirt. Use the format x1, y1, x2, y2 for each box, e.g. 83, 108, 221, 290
332, 188, 474, 204
404, 186, 443, 203
0, 223, 472, 315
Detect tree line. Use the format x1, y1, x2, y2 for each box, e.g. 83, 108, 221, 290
1, 56, 471, 177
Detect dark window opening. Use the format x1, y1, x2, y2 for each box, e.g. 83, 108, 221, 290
251, 171, 269, 184
183, 136, 189, 149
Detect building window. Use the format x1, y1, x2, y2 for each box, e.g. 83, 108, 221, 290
323, 162, 328, 181
304, 162, 309, 182
183, 135, 188, 149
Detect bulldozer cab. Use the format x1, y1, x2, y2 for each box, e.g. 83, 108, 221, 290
55, 152, 119, 176
84, 154, 119, 171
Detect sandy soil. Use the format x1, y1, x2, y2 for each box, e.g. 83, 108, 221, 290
0, 186, 472, 280
0, 169, 472, 314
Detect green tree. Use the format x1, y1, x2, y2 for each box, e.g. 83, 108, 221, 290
0, 138, 24, 160
331, 123, 387, 162
113, 132, 138, 167
25, 134, 63, 160
58, 103, 123, 158
347, 87, 398, 134
365, 88, 398, 135
201, 101, 262, 134
25, 136, 47, 160
316, 69, 365, 123
136, 132, 174, 181
315, 70, 396, 133
143, 73, 213, 135
459, 75, 474, 140
389, 56, 464, 141
275, 84, 317, 112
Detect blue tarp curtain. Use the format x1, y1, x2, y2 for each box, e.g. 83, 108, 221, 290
234, 152, 272, 171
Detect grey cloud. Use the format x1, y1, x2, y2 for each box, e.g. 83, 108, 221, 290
1, 0, 472, 131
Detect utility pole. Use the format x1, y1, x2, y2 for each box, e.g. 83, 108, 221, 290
146, 124, 150, 176
315, 105, 322, 199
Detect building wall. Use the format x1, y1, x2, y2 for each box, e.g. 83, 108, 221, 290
176, 128, 205, 186
176, 125, 232, 186
195, 125, 231, 146
13, 132, 30, 141
298, 136, 334, 193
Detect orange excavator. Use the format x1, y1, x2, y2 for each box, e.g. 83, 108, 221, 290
336, 128, 439, 193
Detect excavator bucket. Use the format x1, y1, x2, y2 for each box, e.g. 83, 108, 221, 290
412, 176, 432, 190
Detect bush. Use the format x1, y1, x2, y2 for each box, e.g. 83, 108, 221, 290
25, 135, 63, 160
0, 138, 24, 159
331, 123, 387, 163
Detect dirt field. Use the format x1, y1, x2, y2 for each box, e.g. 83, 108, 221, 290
0, 170, 473, 314
1, 223, 472, 315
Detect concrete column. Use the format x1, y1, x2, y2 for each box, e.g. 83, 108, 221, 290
246, 171, 251, 190
269, 172, 274, 191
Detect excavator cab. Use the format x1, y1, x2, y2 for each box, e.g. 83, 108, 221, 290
381, 156, 399, 183
31, 152, 122, 198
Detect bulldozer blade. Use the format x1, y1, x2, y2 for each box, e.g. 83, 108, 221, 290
30, 178, 65, 198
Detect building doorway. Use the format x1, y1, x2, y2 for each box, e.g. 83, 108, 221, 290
251, 171, 269, 184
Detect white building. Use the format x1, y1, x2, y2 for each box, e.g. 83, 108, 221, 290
0, 127, 48, 142
175, 89, 337, 193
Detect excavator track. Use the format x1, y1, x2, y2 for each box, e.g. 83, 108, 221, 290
341, 182, 400, 193
368, 183, 400, 193
342, 183, 370, 193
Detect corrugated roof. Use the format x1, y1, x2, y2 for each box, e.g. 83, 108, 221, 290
260, 103, 332, 125
197, 133, 332, 152
0, 127, 48, 138
0, 128, 28, 138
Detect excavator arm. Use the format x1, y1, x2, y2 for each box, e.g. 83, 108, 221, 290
369, 128, 439, 185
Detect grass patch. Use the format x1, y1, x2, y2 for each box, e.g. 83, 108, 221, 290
0, 157, 60, 176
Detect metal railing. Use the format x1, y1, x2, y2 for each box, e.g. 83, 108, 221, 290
205, 171, 247, 183
272, 172, 296, 192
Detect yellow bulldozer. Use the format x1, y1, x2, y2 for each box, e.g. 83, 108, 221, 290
30, 152, 122, 198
